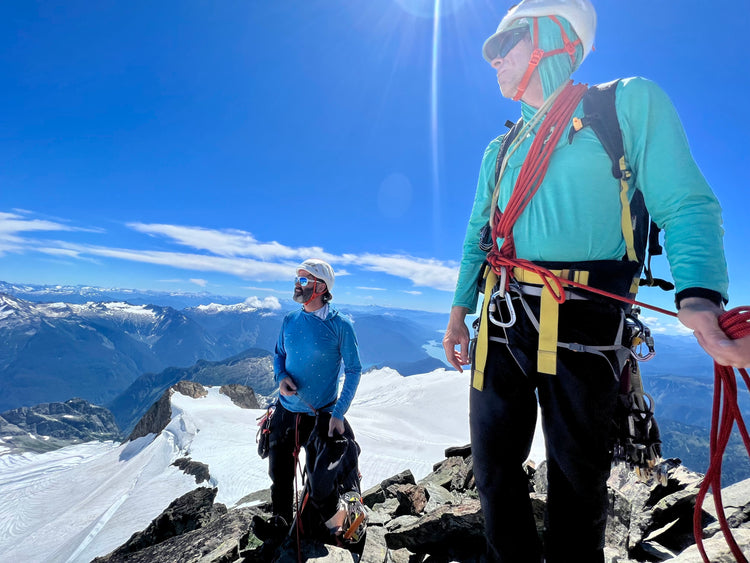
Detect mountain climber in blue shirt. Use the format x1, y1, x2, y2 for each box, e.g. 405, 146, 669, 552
441, 1, 734, 561
256, 258, 363, 545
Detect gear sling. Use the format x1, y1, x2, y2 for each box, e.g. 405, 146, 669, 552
471, 79, 667, 473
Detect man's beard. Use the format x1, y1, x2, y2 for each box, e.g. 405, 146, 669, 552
293, 285, 315, 304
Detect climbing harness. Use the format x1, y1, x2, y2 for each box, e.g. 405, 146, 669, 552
471, 78, 676, 481
255, 403, 276, 459
693, 307, 750, 563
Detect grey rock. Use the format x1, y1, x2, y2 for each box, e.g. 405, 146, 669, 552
235, 488, 272, 511
702, 477, 750, 520
385, 514, 420, 533
219, 384, 260, 409
172, 457, 211, 484
385, 483, 428, 517
173, 380, 210, 400
422, 482, 457, 513
384, 499, 484, 556
372, 498, 402, 520
639, 540, 678, 560
273, 539, 357, 562
362, 483, 387, 509
606, 485, 632, 552
381, 470, 417, 490
443, 444, 471, 459
420, 457, 466, 491
532, 460, 548, 495
127, 381, 208, 442
126, 388, 173, 441
360, 524, 390, 563
92, 487, 225, 562
670, 527, 750, 562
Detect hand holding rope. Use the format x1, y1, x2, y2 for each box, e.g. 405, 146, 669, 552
693, 307, 750, 563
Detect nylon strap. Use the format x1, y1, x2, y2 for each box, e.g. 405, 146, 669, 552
472, 268, 498, 391
514, 267, 590, 375
618, 156, 638, 262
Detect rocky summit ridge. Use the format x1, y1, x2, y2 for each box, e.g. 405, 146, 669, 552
92, 443, 750, 563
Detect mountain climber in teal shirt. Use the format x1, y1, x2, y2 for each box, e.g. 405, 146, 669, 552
257, 258, 363, 546
441, 1, 735, 561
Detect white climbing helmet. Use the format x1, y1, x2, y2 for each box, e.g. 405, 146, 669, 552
482, 0, 597, 64
297, 258, 335, 291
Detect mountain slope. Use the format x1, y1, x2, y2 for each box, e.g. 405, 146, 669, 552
0, 368, 476, 563
107, 348, 276, 436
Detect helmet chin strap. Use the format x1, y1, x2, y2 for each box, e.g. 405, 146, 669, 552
303, 281, 323, 307
512, 16, 582, 102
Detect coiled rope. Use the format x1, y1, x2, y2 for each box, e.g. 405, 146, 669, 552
693, 307, 750, 563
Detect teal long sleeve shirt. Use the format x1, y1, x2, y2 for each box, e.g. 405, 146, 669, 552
273, 306, 362, 420
453, 77, 728, 313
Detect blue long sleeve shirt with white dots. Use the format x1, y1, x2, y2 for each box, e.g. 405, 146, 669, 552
273, 306, 362, 420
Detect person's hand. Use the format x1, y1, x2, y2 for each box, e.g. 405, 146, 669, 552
678, 297, 750, 368
443, 306, 471, 372
279, 376, 298, 396
328, 416, 345, 437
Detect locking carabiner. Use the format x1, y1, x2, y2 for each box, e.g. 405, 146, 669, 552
488, 267, 516, 328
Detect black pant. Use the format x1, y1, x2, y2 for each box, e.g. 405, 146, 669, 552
268, 404, 359, 526
471, 293, 623, 563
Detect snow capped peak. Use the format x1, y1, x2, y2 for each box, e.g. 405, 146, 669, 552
75, 301, 160, 320
193, 296, 281, 314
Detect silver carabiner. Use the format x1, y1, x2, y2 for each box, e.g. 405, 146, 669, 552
488, 282, 516, 329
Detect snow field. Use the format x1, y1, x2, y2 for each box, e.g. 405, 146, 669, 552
0, 368, 545, 563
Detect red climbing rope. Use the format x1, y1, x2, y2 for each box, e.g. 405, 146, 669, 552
490, 79, 588, 262
693, 307, 750, 563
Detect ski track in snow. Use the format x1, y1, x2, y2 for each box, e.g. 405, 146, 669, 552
0, 368, 545, 562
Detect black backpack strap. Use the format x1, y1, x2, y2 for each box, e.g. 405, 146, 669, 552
478, 119, 525, 253
579, 79, 625, 179
569, 80, 673, 291
495, 118, 524, 185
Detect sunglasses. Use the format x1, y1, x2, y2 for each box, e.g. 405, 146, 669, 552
295, 276, 318, 287
487, 27, 529, 60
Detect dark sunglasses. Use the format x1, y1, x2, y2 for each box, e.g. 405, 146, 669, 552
487, 27, 529, 60
295, 276, 318, 287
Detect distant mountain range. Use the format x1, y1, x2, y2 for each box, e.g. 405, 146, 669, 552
0, 281, 246, 310
0, 282, 447, 413
2, 280, 747, 485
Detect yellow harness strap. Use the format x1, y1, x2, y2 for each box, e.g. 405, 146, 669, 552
472, 268, 498, 391
618, 156, 638, 263
513, 268, 590, 375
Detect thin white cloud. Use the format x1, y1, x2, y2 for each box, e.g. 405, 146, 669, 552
342, 253, 458, 292
244, 286, 288, 294
402, 290, 422, 295
3, 212, 460, 293
127, 222, 338, 262
189, 278, 208, 287
49, 241, 297, 280
357, 286, 387, 291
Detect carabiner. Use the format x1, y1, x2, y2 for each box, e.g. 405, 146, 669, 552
488, 289, 516, 328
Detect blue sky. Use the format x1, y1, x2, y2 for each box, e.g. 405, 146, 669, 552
1, 0, 748, 330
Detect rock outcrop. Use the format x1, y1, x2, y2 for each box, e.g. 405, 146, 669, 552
95, 446, 750, 562
220, 383, 260, 409
126, 381, 219, 441
0, 397, 120, 453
